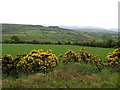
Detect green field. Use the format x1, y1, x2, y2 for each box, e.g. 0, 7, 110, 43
2, 44, 115, 60
2, 24, 118, 43
1, 24, 119, 88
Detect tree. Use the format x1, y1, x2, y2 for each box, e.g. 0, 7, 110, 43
102, 35, 113, 48
57, 41, 62, 45
10, 36, 20, 43
31, 40, 39, 44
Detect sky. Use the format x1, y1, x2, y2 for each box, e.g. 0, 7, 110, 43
0, 0, 119, 29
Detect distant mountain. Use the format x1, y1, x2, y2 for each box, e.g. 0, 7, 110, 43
59, 25, 118, 32
108, 28, 118, 32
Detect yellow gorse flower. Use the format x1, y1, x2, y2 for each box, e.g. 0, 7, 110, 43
106, 48, 120, 67
11, 49, 59, 73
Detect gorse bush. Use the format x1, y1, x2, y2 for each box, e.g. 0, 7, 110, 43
2, 49, 59, 76
84, 48, 120, 71
105, 48, 120, 70
63, 48, 120, 72
2, 54, 14, 75
2, 48, 120, 77
63, 48, 103, 69
63, 49, 78, 64
16, 49, 59, 73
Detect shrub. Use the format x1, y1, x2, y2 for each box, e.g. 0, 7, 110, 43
63, 48, 103, 72
63, 49, 77, 64
2, 49, 59, 77
105, 48, 120, 71
2, 54, 17, 76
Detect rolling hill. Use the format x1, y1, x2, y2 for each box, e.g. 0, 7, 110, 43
2, 23, 118, 43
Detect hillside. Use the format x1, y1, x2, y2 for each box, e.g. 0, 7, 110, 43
2, 24, 118, 43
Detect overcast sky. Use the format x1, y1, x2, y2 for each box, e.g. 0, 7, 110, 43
0, 0, 119, 29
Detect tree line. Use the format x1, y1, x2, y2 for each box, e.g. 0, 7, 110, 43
2, 35, 120, 48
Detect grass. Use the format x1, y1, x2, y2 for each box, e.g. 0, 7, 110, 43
2, 44, 115, 60
2, 63, 119, 88
1, 24, 119, 88
2, 24, 118, 43
2, 44, 119, 88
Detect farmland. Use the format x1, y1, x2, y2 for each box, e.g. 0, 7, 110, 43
2, 24, 118, 48
1, 24, 120, 88
2, 44, 115, 60
2, 44, 120, 88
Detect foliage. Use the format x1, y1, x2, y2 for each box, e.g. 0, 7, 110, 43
10, 36, 20, 43
2, 55, 14, 75
2, 47, 120, 88
2, 63, 119, 88
2, 49, 59, 76
105, 48, 120, 71
63, 49, 77, 63
2, 24, 118, 48
63, 48, 103, 67
2, 47, 120, 77
63, 48, 120, 72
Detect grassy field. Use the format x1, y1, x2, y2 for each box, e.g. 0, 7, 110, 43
2, 24, 118, 43
1, 24, 119, 88
2, 44, 115, 60
2, 44, 120, 88
2, 63, 119, 88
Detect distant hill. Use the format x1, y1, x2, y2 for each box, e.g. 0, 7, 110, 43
2, 23, 118, 43
59, 25, 118, 32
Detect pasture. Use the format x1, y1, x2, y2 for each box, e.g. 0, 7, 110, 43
2, 44, 115, 60
1, 24, 119, 88
2, 44, 120, 88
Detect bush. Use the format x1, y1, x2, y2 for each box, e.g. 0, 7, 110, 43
63, 48, 103, 72
2, 49, 59, 77
2, 55, 14, 75
63, 49, 77, 64
105, 48, 120, 71
10, 36, 20, 43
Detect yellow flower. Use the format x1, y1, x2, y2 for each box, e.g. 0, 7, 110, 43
115, 62, 118, 65
40, 66, 46, 70
30, 50, 38, 54
47, 49, 52, 54
59, 54, 62, 57
38, 62, 41, 65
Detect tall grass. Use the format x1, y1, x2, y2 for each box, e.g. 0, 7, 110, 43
2, 62, 119, 88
